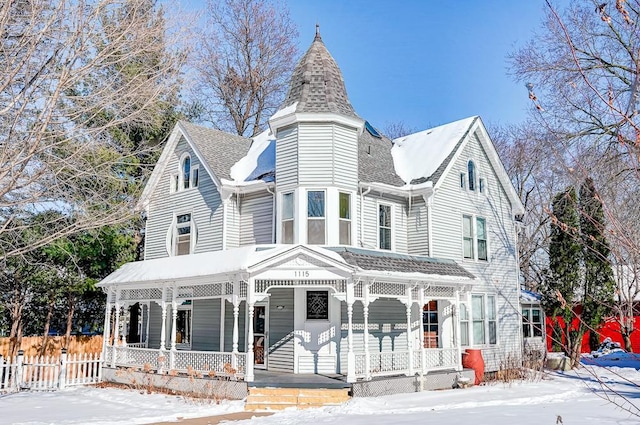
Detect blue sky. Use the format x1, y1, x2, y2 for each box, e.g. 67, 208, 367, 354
184, 0, 553, 132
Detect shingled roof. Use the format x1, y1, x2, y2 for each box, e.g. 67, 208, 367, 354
329, 247, 476, 280
358, 128, 405, 187
179, 121, 251, 181
281, 29, 359, 118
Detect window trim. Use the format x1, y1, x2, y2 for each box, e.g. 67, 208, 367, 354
467, 160, 476, 191
459, 303, 470, 347
281, 191, 295, 244
462, 214, 489, 262
175, 152, 199, 192
175, 212, 193, 256
522, 305, 544, 338
338, 191, 352, 245
471, 294, 498, 346
307, 189, 326, 245
377, 202, 393, 250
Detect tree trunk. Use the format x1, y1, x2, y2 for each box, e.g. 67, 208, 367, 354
8, 301, 24, 358
64, 296, 76, 349
623, 332, 633, 353
39, 299, 55, 357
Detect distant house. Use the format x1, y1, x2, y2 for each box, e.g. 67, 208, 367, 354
98, 30, 525, 390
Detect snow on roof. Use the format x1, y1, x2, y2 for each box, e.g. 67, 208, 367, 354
98, 245, 349, 287
520, 288, 542, 303
229, 129, 276, 182
270, 101, 298, 121
391, 116, 477, 184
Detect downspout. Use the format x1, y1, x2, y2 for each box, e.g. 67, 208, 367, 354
423, 194, 433, 256
266, 185, 276, 243
359, 186, 372, 247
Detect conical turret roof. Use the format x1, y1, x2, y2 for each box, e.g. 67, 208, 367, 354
282, 27, 359, 118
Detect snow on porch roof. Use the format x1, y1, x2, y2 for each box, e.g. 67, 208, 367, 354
97, 245, 348, 287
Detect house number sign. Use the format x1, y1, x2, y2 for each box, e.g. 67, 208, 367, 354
293, 270, 311, 278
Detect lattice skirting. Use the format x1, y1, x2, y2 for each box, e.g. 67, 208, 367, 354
351, 369, 475, 397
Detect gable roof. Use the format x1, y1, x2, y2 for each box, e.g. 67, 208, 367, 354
282, 31, 359, 119
137, 121, 252, 210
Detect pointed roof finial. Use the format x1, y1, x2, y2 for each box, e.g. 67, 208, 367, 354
315, 23, 321, 41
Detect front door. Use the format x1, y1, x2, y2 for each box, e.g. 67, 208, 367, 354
254, 304, 267, 369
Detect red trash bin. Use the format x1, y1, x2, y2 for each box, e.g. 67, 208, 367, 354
462, 349, 485, 385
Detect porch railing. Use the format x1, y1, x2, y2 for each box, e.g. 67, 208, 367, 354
353, 348, 460, 379
106, 345, 245, 379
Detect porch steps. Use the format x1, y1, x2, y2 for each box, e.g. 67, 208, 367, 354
245, 387, 351, 411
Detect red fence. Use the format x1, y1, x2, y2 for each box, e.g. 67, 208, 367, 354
546, 316, 640, 353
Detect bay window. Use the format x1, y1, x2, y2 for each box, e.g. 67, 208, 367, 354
307, 190, 326, 244
339, 192, 351, 245
282, 192, 294, 244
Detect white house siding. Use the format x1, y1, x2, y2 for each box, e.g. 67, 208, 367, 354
225, 197, 240, 249
144, 136, 223, 260
360, 194, 408, 253
191, 299, 221, 351
407, 198, 429, 256
267, 288, 295, 372
147, 302, 162, 349
275, 125, 298, 190
223, 301, 246, 352
430, 130, 521, 372
339, 298, 414, 374
239, 192, 274, 246
331, 123, 359, 189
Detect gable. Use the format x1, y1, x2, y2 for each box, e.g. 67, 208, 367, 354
138, 121, 251, 211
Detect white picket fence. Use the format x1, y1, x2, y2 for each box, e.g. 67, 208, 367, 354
0, 349, 103, 392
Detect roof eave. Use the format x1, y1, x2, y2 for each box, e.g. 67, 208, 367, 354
269, 111, 365, 134
358, 181, 434, 200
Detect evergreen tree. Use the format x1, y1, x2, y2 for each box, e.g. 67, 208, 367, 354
579, 177, 615, 351
544, 186, 582, 365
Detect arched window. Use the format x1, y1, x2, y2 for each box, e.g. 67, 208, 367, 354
182, 155, 191, 190
467, 160, 476, 191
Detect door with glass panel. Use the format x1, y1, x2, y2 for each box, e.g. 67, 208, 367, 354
253, 304, 268, 369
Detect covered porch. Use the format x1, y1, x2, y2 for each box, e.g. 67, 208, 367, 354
98, 245, 476, 384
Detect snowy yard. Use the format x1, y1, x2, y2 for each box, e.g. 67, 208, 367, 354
1, 356, 639, 425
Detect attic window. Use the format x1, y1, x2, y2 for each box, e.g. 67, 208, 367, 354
175, 153, 199, 192
364, 121, 381, 138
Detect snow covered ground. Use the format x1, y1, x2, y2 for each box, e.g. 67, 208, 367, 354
2, 359, 639, 425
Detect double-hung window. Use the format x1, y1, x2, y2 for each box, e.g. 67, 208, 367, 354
176, 213, 192, 256
379, 204, 392, 250
282, 192, 294, 244
307, 190, 326, 245
463, 215, 488, 261
460, 303, 470, 346
472, 294, 497, 345
522, 306, 543, 338
339, 192, 351, 245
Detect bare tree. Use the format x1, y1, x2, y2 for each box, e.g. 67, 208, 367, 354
383, 121, 418, 140
510, 0, 640, 351
190, 0, 298, 137
0, 0, 185, 260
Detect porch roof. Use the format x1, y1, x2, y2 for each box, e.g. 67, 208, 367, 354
329, 247, 476, 281
97, 245, 475, 288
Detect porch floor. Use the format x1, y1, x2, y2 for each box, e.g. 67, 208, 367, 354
251, 370, 351, 389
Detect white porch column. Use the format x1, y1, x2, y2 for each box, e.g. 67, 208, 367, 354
144, 303, 150, 346
170, 294, 178, 371
113, 302, 121, 346
346, 279, 356, 383
160, 287, 168, 351
102, 290, 112, 354
120, 304, 128, 346
363, 282, 371, 381
455, 289, 463, 372
246, 277, 255, 382
406, 286, 414, 376
419, 285, 427, 379
231, 280, 240, 370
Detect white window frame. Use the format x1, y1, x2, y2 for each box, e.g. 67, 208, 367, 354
339, 192, 352, 245
174, 212, 193, 256
176, 152, 199, 192
281, 191, 295, 244
460, 173, 466, 190
377, 202, 393, 250
471, 294, 498, 346
462, 214, 489, 261
522, 305, 544, 338
459, 303, 470, 346
307, 189, 326, 245
467, 160, 476, 191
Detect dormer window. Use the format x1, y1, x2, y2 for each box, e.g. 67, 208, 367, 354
172, 153, 199, 193
467, 160, 476, 191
